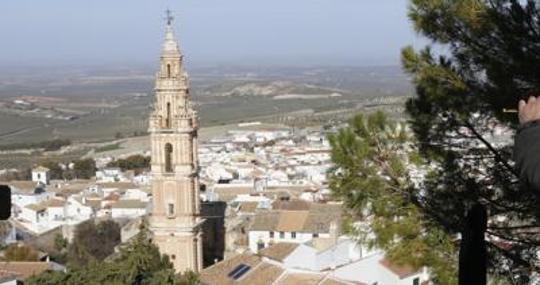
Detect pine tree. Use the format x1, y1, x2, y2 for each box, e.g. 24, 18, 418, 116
329, 112, 457, 284
401, 0, 540, 282
26, 220, 198, 285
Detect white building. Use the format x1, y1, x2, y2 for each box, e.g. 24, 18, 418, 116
122, 189, 150, 202
31, 166, 50, 185
111, 200, 148, 219
333, 251, 431, 285
248, 203, 342, 253
11, 188, 55, 208
65, 196, 93, 220
96, 167, 124, 182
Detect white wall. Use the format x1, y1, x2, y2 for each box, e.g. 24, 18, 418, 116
12, 192, 54, 208
333, 251, 428, 285
32, 170, 49, 185
282, 244, 317, 270
111, 208, 146, 219
0, 279, 19, 285
123, 189, 150, 202
20, 207, 41, 224
334, 252, 398, 285
65, 198, 93, 220
248, 230, 329, 253
47, 206, 65, 221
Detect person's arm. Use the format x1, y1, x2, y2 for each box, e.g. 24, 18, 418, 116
514, 97, 540, 192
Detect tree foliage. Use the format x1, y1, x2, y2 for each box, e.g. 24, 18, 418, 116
329, 112, 457, 284
107, 155, 151, 173
26, 221, 198, 285
66, 220, 121, 267
3, 244, 39, 261
72, 159, 97, 179
401, 0, 540, 282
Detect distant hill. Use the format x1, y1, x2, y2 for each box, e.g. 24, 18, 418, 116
201, 81, 347, 98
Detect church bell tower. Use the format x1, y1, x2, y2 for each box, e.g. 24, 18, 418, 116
149, 10, 203, 273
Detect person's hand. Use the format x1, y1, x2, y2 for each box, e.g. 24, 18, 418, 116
518, 96, 540, 125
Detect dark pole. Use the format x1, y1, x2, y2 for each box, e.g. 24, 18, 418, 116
459, 203, 487, 285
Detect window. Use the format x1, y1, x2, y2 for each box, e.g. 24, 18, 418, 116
279, 232, 285, 239
269, 231, 274, 238
291, 232, 296, 239
257, 241, 265, 251
228, 264, 251, 280
312, 233, 319, 238
167, 64, 171, 78
165, 143, 173, 172
168, 203, 175, 217
166, 102, 171, 128
413, 278, 420, 285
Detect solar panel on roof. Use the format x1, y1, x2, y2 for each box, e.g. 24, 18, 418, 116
228, 264, 247, 277
232, 265, 251, 280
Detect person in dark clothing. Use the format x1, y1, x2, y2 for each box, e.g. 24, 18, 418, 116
515, 97, 540, 193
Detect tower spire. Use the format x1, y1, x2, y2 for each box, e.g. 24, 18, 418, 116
162, 9, 180, 54
165, 9, 174, 26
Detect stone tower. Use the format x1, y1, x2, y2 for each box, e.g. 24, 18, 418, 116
149, 11, 203, 273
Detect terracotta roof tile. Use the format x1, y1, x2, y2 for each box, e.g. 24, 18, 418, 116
0, 262, 55, 280
272, 200, 310, 211
258, 243, 299, 262
0, 269, 20, 283
32, 166, 50, 172
276, 211, 309, 232
200, 254, 261, 285
237, 262, 284, 285
238, 202, 258, 213
251, 211, 280, 231
112, 199, 147, 209
319, 277, 360, 285
277, 273, 323, 285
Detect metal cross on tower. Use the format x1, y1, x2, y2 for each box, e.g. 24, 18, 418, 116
165, 9, 174, 26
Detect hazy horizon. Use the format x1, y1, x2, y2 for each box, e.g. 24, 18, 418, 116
1, 0, 426, 67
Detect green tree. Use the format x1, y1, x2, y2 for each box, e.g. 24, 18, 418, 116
39, 160, 63, 180
107, 155, 151, 173
53, 233, 68, 252
72, 158, 96, 179
329, 112, 457, 284
67, 220, 121, 267
401, 0, 540, 282
26, 221, 198, 285
3, 244, 39, 261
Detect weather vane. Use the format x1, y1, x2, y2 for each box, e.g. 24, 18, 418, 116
165, 9, 174, 26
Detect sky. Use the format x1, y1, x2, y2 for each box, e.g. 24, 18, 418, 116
0, 0, 426, 67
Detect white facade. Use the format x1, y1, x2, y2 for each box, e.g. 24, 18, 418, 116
123, 189, 150, 202
65, 196, 93, 220
48, 206, 65, 221
334, 251, 430, 285
278, 239, 365, 272
0, 279, 19, 285
111, 207, 147, 219
12, 191, 54, 208
96, 167, 124, 182
32, 167, 50, 185
20, 206, 46, 224
248, 230, 330, 253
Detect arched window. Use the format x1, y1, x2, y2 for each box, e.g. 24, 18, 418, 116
166, 102, 171, 128
167, 64, 171, 78
165, 143, 173, 172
